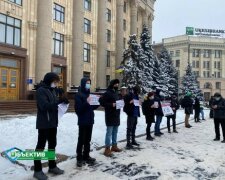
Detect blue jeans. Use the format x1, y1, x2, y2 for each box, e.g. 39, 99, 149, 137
200, 109, 205, 119
105, 126, 119, 147
155, 116, 163, 134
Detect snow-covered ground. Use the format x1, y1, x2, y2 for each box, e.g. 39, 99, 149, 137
1, 109, 225, 179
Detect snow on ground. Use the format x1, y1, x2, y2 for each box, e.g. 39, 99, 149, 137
1, 109, 225, 179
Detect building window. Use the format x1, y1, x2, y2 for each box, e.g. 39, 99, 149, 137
106, 50, 110, 67
215, 50, 222, 58
175, 60, 180, 68
83, 43, 91, 62
84, 18, 91, 34
53, 32, 64, 56
203, 49, 211, 58
175, 50, 180, 57
204, 82, 212, 89
203, 61, 210, 69
123, 38, 126, 49
124, 1, 127, 13
170, 51, 174, 57
0, 13, 21, 46
106, 29, 111, 43
192, 61, 195, 68
83, 71, 90, 79
204, 92, 211, 101
216, 82, 221, 89
193, 71, 199, 77
203, 71, 210, 78
123, 19, 126, 31
53, 3, 65, 23
84, 0, 91, 11
8, 0, 22, 5
196, 61, 199, 68
106, 75, 110, 87
106, 9, 111, 22
217, 72, 221, 78
193, 49, 200, 57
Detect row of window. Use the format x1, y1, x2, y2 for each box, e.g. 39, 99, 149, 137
193, 71, 221, 78
204, 82, 221, 89
170, 49, 223, 58
193, 49, 222, 58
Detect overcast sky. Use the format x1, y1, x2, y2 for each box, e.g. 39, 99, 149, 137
152, 0, 225, 43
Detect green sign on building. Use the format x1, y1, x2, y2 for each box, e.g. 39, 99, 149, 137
186, 27, 194, 35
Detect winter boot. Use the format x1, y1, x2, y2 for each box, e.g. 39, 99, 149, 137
77, 160, 83, 167
84, 156, 96, 165
33, 171, 48, 180
173, 129, 178, 133
48, 167, 64, 175
126, 143, 134, 149
213, 138, 220, 141
221, 140, 225, 143
104, 147, 113, 157
146, 136, 154, 141
111, 144, 122, 152
132, 139, 140, 146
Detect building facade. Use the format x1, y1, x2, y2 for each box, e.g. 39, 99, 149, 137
154, 35, 225, 101
0, 0, 155, 100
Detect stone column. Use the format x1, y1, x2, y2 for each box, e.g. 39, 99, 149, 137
96, 0, 107, 88
72, 0, 84, 86
115, 0, 124, 79
35, 0, 52, 82
130, 0, 138, 35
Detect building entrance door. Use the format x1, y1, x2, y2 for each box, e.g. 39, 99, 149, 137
0, 67, 19, 100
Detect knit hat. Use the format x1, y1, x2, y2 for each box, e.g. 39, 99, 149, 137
186, 92, 192, 97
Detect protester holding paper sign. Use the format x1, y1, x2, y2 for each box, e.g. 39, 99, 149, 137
74, 78, 99, 167
154, 89, 164, 136
142, 92, 155, 141
167, 95, 179, 133
34, 72, 67, 180
124, 86, 141, 149
99, 79, 122, 157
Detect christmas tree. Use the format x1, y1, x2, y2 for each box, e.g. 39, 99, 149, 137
180, 62, 202, 98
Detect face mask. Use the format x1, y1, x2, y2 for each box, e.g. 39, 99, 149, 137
51, 82, 57, 88
159, 92, 164, 96
150, 96, 154, 100
85, 84, 91, 90
215, 97, 221, 101
114, 86, 119, 91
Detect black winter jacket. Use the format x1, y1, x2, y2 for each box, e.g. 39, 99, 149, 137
36, 83, 59, 129
99, 80, 121, 126
74, 78, 99, 126
212, 98, 225, 119
142, 98, 155, 123
123, 92, 140, 117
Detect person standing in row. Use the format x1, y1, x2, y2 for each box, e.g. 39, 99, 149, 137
199, 100, 205, 120
194, 97, 201, 123
124, 86, 141, 149
154, 89, 164, 136
74, 78, 99, 167
99, 79, 122, 157
181, 92, 193, 128
34, 72, 68, 180
167, 95, 179, 133
142, 92, 155, 141
211, 93, 225, 143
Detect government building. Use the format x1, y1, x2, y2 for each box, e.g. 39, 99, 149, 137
0, 0, 155, 100
154, 30, 225, 101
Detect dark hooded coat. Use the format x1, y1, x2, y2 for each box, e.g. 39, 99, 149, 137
99, 79, 121, 126
74, 78, 99, 126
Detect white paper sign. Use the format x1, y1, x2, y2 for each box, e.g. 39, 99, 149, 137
116, 100, 124, 109
89, 94, 100, 105
58, 103, 69, 119
161, 102, 174, 116
133, 99, 140, 107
